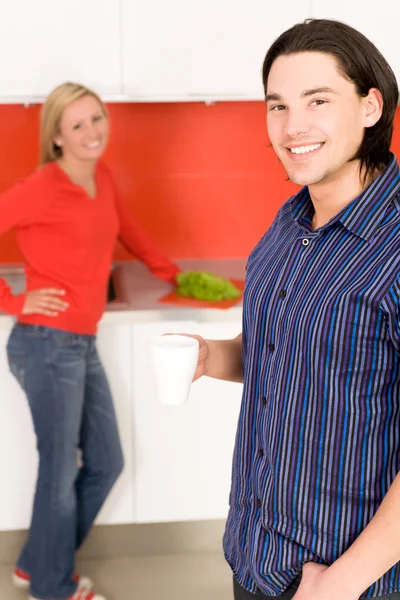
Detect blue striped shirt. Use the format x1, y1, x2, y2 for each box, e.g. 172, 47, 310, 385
224, 155, 400, 598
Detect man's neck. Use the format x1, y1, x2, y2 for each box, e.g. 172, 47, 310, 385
308, 161, 377, 230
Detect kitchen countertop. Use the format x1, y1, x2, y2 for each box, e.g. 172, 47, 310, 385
0, 259, 246, 328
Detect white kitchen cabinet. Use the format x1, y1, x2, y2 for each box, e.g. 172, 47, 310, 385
121, 0, 312, 100
0, 324, 38, 531
312, 1, 400, 85
95, 323, 134, 524
0, 0, 121, 99
0, 0, 313, 102
188, 321, 243, 520
0, 314, 243, 530
131, 319, 243, 523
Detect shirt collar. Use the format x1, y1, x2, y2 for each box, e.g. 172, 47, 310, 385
290, 154, 400, 241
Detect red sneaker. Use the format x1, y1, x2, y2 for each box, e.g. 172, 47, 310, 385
12, 567, 93, 592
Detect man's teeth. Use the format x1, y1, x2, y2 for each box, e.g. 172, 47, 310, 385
86, 141, 100, 149
290, 143, 322, 155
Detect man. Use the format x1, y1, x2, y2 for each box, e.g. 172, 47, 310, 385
192, 18, 400, 600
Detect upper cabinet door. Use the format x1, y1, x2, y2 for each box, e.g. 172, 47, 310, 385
0, 0, 121, 99
121, 0, 312, 101
312, 1, 400, 87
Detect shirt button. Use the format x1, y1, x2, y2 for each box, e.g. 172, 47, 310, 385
302, 238, 310, 246
259, 449, 264, 457
257, 499, 262, 507
262, 396, 267, 406
279, 289, 287, 299
269, 343, 275, 352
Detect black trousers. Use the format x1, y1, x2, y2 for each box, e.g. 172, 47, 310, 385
233, 577, 400, 600
233, 577, 299, 600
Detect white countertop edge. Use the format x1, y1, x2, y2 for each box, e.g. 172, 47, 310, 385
101, 305, 243, 326
0, 305, 243, 330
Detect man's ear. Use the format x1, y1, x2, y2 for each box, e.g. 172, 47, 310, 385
363, 88, 384, 128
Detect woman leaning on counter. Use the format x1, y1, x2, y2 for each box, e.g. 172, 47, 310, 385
1, 82, 180, 600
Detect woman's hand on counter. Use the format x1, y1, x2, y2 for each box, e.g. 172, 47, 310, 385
21, 288, 69, 317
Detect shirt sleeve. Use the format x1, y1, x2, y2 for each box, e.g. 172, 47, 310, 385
382, 276, 400, 355
111, 179, 181, 285
0, 172, 52, 315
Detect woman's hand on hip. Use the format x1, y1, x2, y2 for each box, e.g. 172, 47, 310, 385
21, 288, 69, 317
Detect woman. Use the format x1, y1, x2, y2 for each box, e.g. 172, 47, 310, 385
3, 82, 180, 600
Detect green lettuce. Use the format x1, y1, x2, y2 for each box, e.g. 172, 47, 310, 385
176, 271, 241, 301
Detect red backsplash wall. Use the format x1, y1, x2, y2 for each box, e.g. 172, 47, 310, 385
0, 102, 399, 263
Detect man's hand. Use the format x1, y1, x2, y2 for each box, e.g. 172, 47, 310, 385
292, 562, 360, 600
165, 334, 210, 381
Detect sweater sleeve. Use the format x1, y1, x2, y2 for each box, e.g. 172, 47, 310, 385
112, 180, 181, 285
0, 172, 52, 314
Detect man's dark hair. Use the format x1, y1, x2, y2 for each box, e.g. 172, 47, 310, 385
262, 19, 399, 183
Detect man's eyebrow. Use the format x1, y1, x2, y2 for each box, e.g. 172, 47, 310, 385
301, 87, 338, 97
265, 93, 282, 103
265, 87, 338, 103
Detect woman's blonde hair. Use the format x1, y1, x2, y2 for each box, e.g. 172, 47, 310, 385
40, 82, 108, 166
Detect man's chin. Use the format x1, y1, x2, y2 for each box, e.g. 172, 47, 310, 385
285, 167, 325, 187
286, 173, 314, 187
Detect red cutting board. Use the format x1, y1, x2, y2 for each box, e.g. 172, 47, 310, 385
158, 278, 245, 310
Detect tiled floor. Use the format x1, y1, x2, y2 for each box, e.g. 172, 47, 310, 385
0, 552, 234, 600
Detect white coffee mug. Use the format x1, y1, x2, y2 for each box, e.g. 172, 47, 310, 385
147, 334, 200, 406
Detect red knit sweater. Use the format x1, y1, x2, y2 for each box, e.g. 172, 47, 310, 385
0, 161, 179, 334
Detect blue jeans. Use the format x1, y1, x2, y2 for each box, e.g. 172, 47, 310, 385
6, 324, 124, 599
